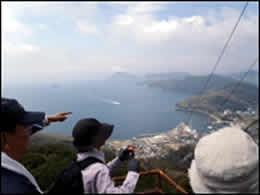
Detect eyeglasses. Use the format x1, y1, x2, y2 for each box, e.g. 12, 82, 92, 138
26, 124, 44, 135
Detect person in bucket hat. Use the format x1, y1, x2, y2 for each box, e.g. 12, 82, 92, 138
188, 125, 258, 193
1, 97, 72, 194
67, 118, 140, 193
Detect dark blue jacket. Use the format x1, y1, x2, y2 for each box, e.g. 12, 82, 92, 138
1, 167, 40, 194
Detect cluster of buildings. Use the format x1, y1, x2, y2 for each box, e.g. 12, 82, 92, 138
104, 112, 258, 161
105, 123, 200, 160
220, 108, 257, 121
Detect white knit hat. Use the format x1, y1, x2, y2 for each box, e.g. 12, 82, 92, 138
188, 126, 259, 193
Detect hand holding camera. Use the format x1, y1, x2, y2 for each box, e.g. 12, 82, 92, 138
119, 145, 136, 161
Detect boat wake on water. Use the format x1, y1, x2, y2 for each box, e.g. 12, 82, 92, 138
99, 97, 120, 105
111, 101, 120, 105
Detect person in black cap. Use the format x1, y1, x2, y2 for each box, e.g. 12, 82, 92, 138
1, 97, 72, 194
71, 118, 140, 193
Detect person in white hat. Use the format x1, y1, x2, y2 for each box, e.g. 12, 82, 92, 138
188, 125, 258, 193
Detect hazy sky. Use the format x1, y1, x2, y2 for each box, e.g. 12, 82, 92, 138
2, 1, 259, 84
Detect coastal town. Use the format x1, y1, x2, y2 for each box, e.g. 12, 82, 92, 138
104, 122, 201, 160
104, 107, 259, 160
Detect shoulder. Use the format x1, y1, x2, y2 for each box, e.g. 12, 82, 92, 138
84, 161, 108, 172
1, 168, 39, 194
81, 162, 109, 177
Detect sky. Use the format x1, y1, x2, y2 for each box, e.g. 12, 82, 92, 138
1, 1, 259, 85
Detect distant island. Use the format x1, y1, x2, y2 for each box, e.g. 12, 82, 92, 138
145, 72, 190, 81
143, 74, 241, 94
221, 70, 259, 87
51, 84, 60, 88
109, 72, 141, 81
142, 72, 258, 124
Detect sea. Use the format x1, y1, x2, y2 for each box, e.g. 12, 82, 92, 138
2, 79, 214, 140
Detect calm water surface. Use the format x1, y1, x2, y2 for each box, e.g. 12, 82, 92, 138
3, 80, 211, 140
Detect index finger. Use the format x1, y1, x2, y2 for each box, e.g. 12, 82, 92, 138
60, 112, 72, 115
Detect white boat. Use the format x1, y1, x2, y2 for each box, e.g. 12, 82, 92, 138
112, 101, 120, 105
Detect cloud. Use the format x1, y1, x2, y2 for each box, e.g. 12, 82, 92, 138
111, 3, 258, 45
111, 3, 209, 43
3, 40, 40, 54
38, 24, 48, 31
1, 2, 259, 85
109, 3, 258, 74
76, 21, 99, 35
115, 15, 134, 25
2, 3, 33, 35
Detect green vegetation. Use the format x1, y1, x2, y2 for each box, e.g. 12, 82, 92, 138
20, 143, 76, 192
176, 82, 258, 117
19, 142, 193, 193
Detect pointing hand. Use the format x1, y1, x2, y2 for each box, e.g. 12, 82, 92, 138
47, 112, 72, 122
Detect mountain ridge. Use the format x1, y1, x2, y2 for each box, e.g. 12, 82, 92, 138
109, 72, 140, 80
144, 74, 241, 94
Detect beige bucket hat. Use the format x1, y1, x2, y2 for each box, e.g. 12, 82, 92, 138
188, 126, 258, 193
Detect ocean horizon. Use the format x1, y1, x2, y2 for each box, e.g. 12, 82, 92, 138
3, 79, 212, 140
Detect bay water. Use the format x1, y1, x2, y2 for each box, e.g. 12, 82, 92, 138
2, 79, 211, 140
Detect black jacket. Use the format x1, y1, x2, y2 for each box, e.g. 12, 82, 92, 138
1, 167, 40, 194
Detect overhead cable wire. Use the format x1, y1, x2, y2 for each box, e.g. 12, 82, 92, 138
186, 1, 249, 126
218, 57, 258, 111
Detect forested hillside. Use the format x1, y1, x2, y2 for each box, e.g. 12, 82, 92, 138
20, 139, 193, 193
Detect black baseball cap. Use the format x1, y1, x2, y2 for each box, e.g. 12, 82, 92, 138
72, 118, 114, 151
1, 98, 45, 133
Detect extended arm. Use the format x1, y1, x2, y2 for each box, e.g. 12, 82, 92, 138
44, 112, 72, 126
106, 157, 123, 176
